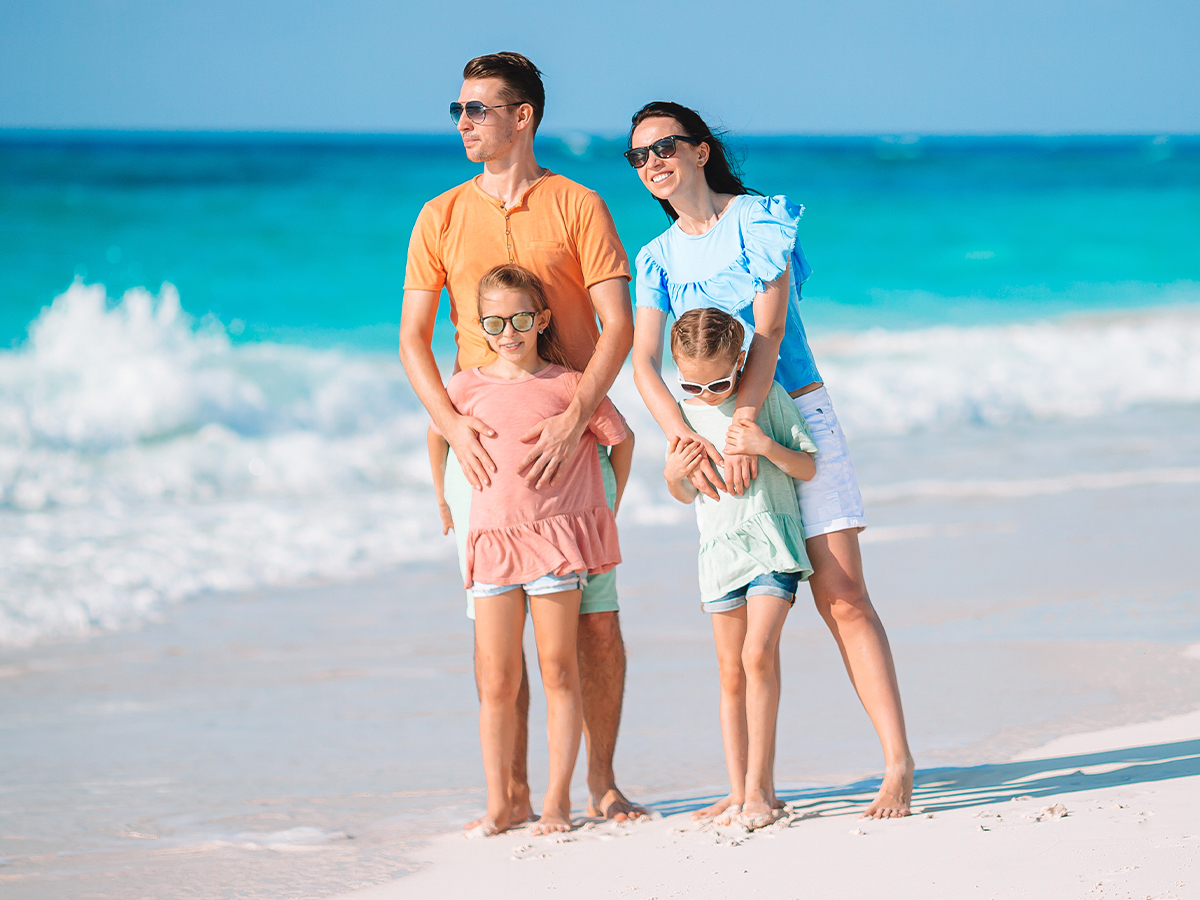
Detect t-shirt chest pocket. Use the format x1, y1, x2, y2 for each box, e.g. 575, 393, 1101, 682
524, 240, 570, 269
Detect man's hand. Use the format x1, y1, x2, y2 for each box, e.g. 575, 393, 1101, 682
445, 414, 497, 490
517, 408, 586, 489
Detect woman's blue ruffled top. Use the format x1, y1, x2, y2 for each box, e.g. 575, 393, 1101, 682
634, 194, 821, 392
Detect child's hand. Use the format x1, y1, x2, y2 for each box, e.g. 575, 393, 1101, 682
725, 420, 771, 458
438, 500, 454, 535
664, 435, 705, 485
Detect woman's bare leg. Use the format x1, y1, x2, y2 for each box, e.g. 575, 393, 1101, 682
807, 529, 914, 818
528, 588, 584, 835
693, 608, 748, 821
472, 589, 527, 835
740, 594, 792, 828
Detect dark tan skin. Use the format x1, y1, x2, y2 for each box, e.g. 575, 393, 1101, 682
628, 115, 914, 818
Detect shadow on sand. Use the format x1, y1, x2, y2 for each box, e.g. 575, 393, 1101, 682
649, 738, 1200, 819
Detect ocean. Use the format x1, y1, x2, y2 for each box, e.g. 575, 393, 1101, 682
3, 131, 1200, 896
2, 131, 1198, 648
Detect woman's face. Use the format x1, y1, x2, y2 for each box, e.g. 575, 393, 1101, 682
629, 117, 709, 203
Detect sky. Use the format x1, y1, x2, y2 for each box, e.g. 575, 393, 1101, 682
1, 0, 1198, 135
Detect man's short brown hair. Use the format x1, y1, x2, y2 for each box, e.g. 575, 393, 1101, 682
462, 52, 545, 131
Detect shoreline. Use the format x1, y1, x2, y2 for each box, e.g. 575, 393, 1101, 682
332, 704, 1200, 899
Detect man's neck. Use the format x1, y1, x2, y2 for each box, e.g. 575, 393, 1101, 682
477, 144, 547, 208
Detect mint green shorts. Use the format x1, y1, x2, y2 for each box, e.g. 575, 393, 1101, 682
444, 446, 620, 620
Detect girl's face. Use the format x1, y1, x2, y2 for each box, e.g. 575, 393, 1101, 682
629, 116, 709, 203
674, 351, 744, 406
478, 288, 550, 364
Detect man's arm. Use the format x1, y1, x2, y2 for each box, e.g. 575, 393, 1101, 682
517, 276, 634, 488
399, 288, 497, 489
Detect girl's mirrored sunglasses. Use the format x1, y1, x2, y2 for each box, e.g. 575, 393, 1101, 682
480, 312, 537, 336
624, 134, 702, 168
450, 101, 522, 125
677, 364, 740, 395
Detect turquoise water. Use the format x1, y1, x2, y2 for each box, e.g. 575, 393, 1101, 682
2, 131, 1199, 649
3, 132, 1198, 352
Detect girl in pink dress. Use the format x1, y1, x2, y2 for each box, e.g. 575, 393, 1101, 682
431, 264, 633, 836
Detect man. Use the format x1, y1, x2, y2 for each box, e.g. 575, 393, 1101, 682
399, 52, 643, 824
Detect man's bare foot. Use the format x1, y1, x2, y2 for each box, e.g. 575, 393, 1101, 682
464, 803, 519, 838
588, 787, 648, 823
862, 757, 915, 819
530, 805, 574, 835
690, 794, 741, 821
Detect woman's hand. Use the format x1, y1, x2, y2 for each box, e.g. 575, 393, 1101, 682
725, 419, 771, 457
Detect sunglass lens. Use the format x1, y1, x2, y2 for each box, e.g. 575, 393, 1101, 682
651, 137, 678, 160
481, 316, 504, 335
708, 379, 732, 393
679, 383, 703, 395
624, 148, 650, 168
512, 313, 535, 332
449, 103, 463, 124
465, 102, 488, 123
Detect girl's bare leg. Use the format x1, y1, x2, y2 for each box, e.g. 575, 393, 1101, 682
472, 588, 528, 835
693, 608, 748, 822
528, 588, 584, 835
807, 529, 914, 818
740, 594, 792, 828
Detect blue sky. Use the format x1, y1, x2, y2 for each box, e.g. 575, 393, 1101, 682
2, 0, 1198, 135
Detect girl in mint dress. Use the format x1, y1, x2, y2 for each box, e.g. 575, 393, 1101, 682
663, 308, 816, 830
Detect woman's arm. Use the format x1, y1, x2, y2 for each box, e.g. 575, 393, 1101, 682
606, 426, 635, 515
725, 419, 815, 481
722, 262, 791, 494
631, 307, 725, 500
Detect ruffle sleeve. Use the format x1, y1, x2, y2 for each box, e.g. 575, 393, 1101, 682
742, 195, 813, 290
634, 245, 671, 311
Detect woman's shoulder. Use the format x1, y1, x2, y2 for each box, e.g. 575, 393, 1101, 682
736, 193, 805, 230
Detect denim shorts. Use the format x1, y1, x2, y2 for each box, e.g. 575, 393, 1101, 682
703, 570, 803, 613
792, 386, 869, 537
471, 571, 588, 600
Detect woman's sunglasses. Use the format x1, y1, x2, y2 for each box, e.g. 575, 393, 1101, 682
678, 363, 740, 395
624, 135, 702, 169
480, 312, 537, 336
450, 101, 523, 125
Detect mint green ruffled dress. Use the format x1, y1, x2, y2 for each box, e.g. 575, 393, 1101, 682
678, 382, 818, 603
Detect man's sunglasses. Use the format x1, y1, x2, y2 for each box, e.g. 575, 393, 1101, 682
480, 312, 537, 336
624, 135, 702, 169
678, 363, 740, 396
450, 101, 523, 125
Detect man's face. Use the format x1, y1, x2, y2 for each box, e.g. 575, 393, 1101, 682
456, 78, 519, 163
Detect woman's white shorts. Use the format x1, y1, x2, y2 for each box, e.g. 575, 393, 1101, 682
792, 386, 868, 538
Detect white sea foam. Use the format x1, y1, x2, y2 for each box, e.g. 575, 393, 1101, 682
3, 282, 1199, 647
814, 307, 1200, 434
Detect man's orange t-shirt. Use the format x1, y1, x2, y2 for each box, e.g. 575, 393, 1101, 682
404, 171, 631, 372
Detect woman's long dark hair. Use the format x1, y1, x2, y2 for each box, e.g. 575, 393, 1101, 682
628, 101, 760, 221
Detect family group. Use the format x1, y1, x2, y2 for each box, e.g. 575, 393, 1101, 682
398, 52, 913, 838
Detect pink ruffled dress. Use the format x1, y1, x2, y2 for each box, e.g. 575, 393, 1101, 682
444, 364, 625, 589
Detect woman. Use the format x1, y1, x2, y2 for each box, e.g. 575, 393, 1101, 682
627, 101, 914, 818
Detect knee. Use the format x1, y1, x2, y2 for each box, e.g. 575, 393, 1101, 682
820, 584, 877, 628
540, 659, 578, 694
717, 658, 746, 695
479, 668, 522, 707
741, 643, 774, 679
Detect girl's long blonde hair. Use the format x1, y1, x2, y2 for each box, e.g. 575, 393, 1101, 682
476, 264, 574, 370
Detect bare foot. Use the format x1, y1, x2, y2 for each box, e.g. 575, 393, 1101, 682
465, 784, 536, 831
530, 808, 574, 835
588, 788, 649, 823
691, 794, 741, 822
741, 790, 781, 830
862, 758, 915, 819
464, 804, 518, 838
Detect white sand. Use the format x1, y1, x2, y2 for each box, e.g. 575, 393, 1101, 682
333, 707, 1200, 900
